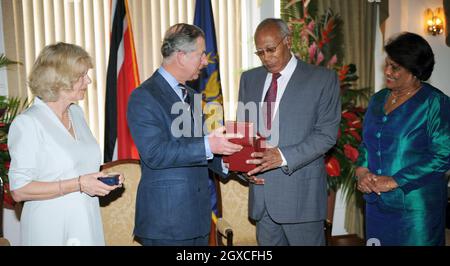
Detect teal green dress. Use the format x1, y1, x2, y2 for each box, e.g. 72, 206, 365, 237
357, 83, 450, 246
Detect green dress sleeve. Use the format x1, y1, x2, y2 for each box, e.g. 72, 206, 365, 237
392, 94, 450, 194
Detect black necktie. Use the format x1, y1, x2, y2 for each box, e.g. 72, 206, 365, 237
178, 83, 194, 134
179, 83, 190, 105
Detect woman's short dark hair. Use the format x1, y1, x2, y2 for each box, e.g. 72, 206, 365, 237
384, 32, 435, 81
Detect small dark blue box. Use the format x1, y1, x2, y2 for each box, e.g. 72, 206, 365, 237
98, 174, 120, 186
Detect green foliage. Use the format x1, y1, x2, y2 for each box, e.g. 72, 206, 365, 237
0, 54, 25, 208
281, 0, 319, 21
0, 96, 29, 208
0, 96, 28, 124
0, 54, 21, 69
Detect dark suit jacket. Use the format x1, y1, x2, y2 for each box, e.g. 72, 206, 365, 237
127, 70, 224, 240
238, 59, 341, 223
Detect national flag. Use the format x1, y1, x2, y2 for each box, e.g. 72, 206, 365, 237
190, 0, 224, 246
104, 0, 140, 162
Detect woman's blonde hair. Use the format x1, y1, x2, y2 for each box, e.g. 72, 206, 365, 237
28, 42, 93, 102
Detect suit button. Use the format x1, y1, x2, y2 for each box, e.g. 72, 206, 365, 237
377, 169, 382, 174
376, 132, 381, 138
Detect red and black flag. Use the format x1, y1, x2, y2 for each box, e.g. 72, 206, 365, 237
104, 0, 140, 162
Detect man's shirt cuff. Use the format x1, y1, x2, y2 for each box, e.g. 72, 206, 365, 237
204, 136, 213, 160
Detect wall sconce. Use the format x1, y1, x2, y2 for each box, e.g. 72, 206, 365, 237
425, 8, 444, 35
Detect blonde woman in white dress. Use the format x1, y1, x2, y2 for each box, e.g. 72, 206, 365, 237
8, 42, 124, 246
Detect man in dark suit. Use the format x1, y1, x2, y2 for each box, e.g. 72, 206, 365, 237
239, 18, 341, 245
127, 23, 242, 246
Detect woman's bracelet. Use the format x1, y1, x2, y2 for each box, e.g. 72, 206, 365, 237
78, 175, 82, 193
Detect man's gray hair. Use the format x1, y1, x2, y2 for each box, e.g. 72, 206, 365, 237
255, 18, 291, 38
161, 23, 205, 58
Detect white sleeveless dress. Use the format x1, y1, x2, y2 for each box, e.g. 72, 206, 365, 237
8, 97, 105, 246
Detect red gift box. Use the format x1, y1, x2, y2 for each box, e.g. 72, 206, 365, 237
223, 121, 266, 173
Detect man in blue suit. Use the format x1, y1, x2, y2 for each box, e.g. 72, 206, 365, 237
127, 23, 242, 246
241, 18, 341, 245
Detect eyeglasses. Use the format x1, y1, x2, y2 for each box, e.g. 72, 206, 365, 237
254, 36, 287, 57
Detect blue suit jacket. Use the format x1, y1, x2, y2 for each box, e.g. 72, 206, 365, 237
127, 71, 224, 240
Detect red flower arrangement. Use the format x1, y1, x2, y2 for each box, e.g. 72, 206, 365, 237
324, 67, 367, 200
284, 0, 370, 200
0, 96, 29, 209
0, 55, 23, 209
0, 102, 14, 209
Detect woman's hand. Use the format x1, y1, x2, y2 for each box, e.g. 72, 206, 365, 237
373, 175, 398, 193
356, 167, 378, 194
79, 171, 120, 197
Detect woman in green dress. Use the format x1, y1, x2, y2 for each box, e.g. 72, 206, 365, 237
355, 32, 450, 246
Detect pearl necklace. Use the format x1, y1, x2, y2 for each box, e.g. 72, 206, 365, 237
47, 103, 73, 131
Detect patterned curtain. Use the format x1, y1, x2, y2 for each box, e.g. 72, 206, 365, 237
315, 0, 378, 94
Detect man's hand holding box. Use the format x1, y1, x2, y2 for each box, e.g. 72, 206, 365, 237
223, 121, 266, 173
